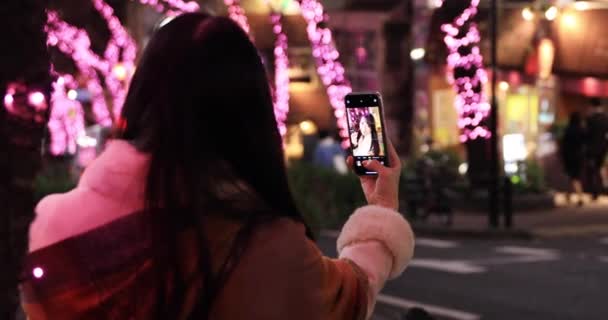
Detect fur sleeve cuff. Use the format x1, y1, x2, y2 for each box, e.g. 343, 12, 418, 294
337, 205, 415, 279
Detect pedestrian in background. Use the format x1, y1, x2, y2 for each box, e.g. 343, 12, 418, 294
560, 112, 586, 206
20, 13, 414, 320
313, 130, 348, 174
585, 97, 608, 200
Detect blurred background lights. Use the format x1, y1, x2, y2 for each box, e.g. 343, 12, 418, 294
4, 93, 14, 107
562, 12, 577, 27
112, 63, 128, 81
410, 48, 426, 61
28, 91, 46, 108
67, 89, 78, 100
574, 1, 590, 11
77, 135, 98, 148
545, 6, 558, 21
522, 7, 534, 21
299, 120, 318, 135
505, 163, 519, 175
458, 162, 468, 176
499, 81, 510, 91
33, 267, 44, 279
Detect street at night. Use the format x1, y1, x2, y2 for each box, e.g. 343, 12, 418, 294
319, 232, 608, 320
4, 0, 608, 319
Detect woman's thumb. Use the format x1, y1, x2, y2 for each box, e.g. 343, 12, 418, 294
363, 159, 384, 173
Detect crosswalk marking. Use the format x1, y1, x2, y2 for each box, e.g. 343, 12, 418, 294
478, 246, 560, 265
494, 246, 559, 257
409, 259, 486, 274
416, 238, 459, 248
410, 246, 561, 274
376, 294, 481, 320
600, 237, 608, 245
599, 256, 608, 263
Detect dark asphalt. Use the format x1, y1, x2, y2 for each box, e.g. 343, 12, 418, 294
317, 233, 608, 320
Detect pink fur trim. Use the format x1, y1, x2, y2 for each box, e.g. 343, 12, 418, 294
337, 205, 415, 279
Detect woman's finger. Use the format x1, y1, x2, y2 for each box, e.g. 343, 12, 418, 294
363, 159, 389, 175
346, 156, 354, 169
386, 139, 401, 171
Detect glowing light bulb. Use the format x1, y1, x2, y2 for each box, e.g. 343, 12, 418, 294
499, 81, 510, 91
522, 7, 534, 21
112, 64, 128, 81
4, 94, 14, 107
410, 48, 426, 61
33, 267, 44, 279
545, 6, 558, 21
299, 120, 317, 135
562, 13, 576, 28
29, 91, 46, 107
67, 89, 78, 100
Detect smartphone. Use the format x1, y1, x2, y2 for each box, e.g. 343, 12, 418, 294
345, 92, 389, 175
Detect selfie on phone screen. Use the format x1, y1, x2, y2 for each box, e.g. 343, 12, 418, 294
348, 107, 386, 158
345, 93, 389, 175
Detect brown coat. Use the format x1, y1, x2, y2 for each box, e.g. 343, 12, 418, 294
21, 211, 368, 319
21, 140, 414, 320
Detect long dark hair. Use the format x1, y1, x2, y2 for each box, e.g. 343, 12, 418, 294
117, 13, 311, 318
357, 113, 380, 155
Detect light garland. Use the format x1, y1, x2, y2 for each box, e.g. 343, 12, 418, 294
441, 0, 491, 142
48, 74, 86, 155
162, 0, 199, 12
42, 0, 354, 154
224, 0, 253, 36
298, 0, 352, 147
46, 11, 113, 127
45, 0, 200, 156
3, 82, 48, 124
92, 0, 138, 118
156, 0, 200, 16
270, 12, 290, 137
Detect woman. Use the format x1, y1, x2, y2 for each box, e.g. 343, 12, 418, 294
20, 13, 414, 319
351, 113, 381, 157
560, 112, 586, 206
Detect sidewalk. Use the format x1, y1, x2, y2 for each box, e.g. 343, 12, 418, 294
412, 194, 608, 239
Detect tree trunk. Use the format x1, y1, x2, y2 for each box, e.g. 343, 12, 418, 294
0, 0, 52, 318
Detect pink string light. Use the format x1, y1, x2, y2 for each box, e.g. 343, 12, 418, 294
45, 0, 199, 155
298, 0, 352, 147
42, 0, 353, 154
46, 11, 113, 127
159, 0, 200, 13
224, 0, 253, 37
92, 0, 138, 118
48, 74, 86, 155
270, 12, 290, 138
32, 267, 44, 279
3, 82, 48, 120
441, 0, 491, 142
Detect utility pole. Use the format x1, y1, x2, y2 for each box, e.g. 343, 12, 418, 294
489, 0, 500, 228
0, 0, 52, 318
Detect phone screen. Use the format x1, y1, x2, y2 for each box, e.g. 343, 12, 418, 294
345, 92, 389, 175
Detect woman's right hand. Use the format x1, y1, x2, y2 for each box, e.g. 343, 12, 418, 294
347, 140, 401, 210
